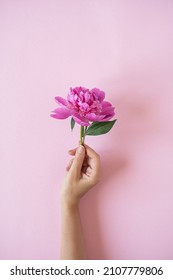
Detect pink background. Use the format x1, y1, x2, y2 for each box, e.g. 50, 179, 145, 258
0, 0, 173, 260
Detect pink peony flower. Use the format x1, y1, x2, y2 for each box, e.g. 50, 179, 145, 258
50, 86, 115, 126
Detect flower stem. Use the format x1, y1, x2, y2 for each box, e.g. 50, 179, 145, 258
80, 126, 84, 145
83, 126, 87, 144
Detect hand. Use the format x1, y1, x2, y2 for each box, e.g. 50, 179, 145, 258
61, 144, 100, 207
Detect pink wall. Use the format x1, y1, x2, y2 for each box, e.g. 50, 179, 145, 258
0, 0, 173, 259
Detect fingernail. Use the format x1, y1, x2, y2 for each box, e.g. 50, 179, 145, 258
78, 145, 84, 154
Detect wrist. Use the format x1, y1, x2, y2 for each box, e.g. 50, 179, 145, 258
61, 194, 79, 211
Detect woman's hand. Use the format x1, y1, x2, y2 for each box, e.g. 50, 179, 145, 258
61, 144, 100, 207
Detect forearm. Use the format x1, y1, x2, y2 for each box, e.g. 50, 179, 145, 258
60, 199, 87, 260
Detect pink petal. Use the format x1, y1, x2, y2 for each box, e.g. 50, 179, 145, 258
50, 108, 71, 119
72, 113, 90, 126
102, 106, 115, 115
55, 96, 68, 107
86, 113, 106, 122
100, 111, 115, 121
91, 88, 105, 102
101, 101, 112, 108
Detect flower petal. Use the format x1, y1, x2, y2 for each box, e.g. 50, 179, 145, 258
86, 113, 106, 122
50, 108, 71, 119
100, 111, 115, 121
101, 101, 112, 108
101, 106, 115, 115
72, 113, 90, 126
91, 88, 105, 102
55, 96, 68, 107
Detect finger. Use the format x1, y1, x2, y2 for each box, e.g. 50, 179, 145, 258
68, 150, 88, 168
68, 140, 84, 154
68, 148, 77, 155
84, 144, 100, 178
84, 144, 100, 163
69, 145, 86, 178
85, 166, 93, 176
66, 158, 74, 171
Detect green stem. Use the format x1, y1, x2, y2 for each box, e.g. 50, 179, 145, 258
80, 126, 88, 145
83, 126, 87, 144
80, 126, 84, 145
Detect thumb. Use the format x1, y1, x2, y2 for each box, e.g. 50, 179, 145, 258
69, 145, 85, 177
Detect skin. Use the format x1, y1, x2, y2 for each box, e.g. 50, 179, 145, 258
60, 144, 100, 260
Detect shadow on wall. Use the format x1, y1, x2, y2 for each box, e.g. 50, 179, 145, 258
80, 86, 158, 259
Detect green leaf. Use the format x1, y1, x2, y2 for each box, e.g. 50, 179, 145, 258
85, 120, 117, 136
71, 117, 75, 131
